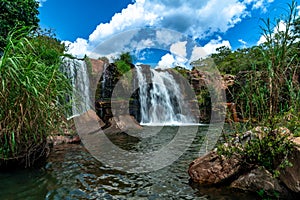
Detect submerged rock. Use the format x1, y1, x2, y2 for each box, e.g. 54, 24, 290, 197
188, 151, 242, 185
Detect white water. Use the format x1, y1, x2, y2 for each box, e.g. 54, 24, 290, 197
62, 58, 91, 119
136, 65, 195, 125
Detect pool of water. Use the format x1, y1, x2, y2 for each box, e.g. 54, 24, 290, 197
0, 126, 256, 199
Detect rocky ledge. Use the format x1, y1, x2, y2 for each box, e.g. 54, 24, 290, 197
188, 127, 300, 199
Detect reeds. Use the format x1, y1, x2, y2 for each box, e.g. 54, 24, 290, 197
0, 27, 72, 163
233, 0, 299, 123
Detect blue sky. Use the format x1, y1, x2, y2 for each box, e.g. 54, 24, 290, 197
38, 0, 299, 67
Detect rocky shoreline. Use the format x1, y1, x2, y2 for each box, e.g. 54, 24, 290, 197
188, 127, 300, 199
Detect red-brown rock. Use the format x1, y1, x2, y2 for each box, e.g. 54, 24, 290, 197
188, 151, 242, 185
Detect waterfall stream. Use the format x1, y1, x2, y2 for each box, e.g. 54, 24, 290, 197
62, 59, 196, 125
135, 65, 194, 125
61, 58, 91, 119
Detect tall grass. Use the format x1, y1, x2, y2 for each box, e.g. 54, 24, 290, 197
232, 1, 299, 123
0, 28, 71, 166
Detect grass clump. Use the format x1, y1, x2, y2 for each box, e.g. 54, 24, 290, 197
0, 28, 72, 167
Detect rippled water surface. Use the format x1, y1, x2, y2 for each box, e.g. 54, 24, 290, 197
0, 126, 256, 199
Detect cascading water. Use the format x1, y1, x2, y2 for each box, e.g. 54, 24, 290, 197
135, 65, 194, 125
61, 58, 91, 119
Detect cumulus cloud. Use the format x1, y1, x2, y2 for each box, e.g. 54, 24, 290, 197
257, 20, 287, 45
157, 54, 176, 69
202, 36, 231, 55
157, 53, 188, 69
65, 0, 274, 58
189, 46, 208, 63
170, 41, 187, 58
243, 0, 274, 12
63, 38, 88, 58
89, 0, 158, 44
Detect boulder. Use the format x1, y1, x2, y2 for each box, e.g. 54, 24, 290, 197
279, 137, 300, 193
230, 167, 287, 196
117, 115, 142, 131
104, 114, 142, 134
85, 109, 105, 127
188, 151, 242, 185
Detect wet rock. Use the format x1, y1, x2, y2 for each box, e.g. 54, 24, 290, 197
279, 137, 300, 193
188, 151, 242, 185
230, 167, 287, 196
107, 114, 142, 133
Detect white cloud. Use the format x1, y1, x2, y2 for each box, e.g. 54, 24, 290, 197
243, 0, 274, 13
63, 38, 88, 58
238, 39, 247, 47
156, 29, 182, 46
65, 0, 274, 58
157, 54, 176, 69
257, 20, 287, 45
257, 34, 267, 45
190, 46, 208, 63
202, 36, 231, 55
37, 0, 47, 7
170, 41, 187, 58
157, 53, 188, 69
89, 0, 158, 44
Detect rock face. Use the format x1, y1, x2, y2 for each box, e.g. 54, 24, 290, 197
279, 137, 300, 193
88, 58, 105, 101
188, 151, 242, 185
231, 167, 287, 196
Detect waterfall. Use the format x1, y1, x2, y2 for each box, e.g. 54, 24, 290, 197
136, 65, 194, 125
61, 58, 91, 119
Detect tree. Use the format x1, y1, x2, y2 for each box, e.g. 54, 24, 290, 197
0, 0, 39, 50
114, 52, 133, 74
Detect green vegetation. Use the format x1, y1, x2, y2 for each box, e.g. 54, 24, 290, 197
0, 0, 73, 168
0, 28, 71, 166
197, 0, 300, 123
0, 0, 39, 50
171, 1, 300, 184
84, 55, 93, 75
218, 128, 294, 176
114, 52, 133, 74
212, 0, 300, 179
